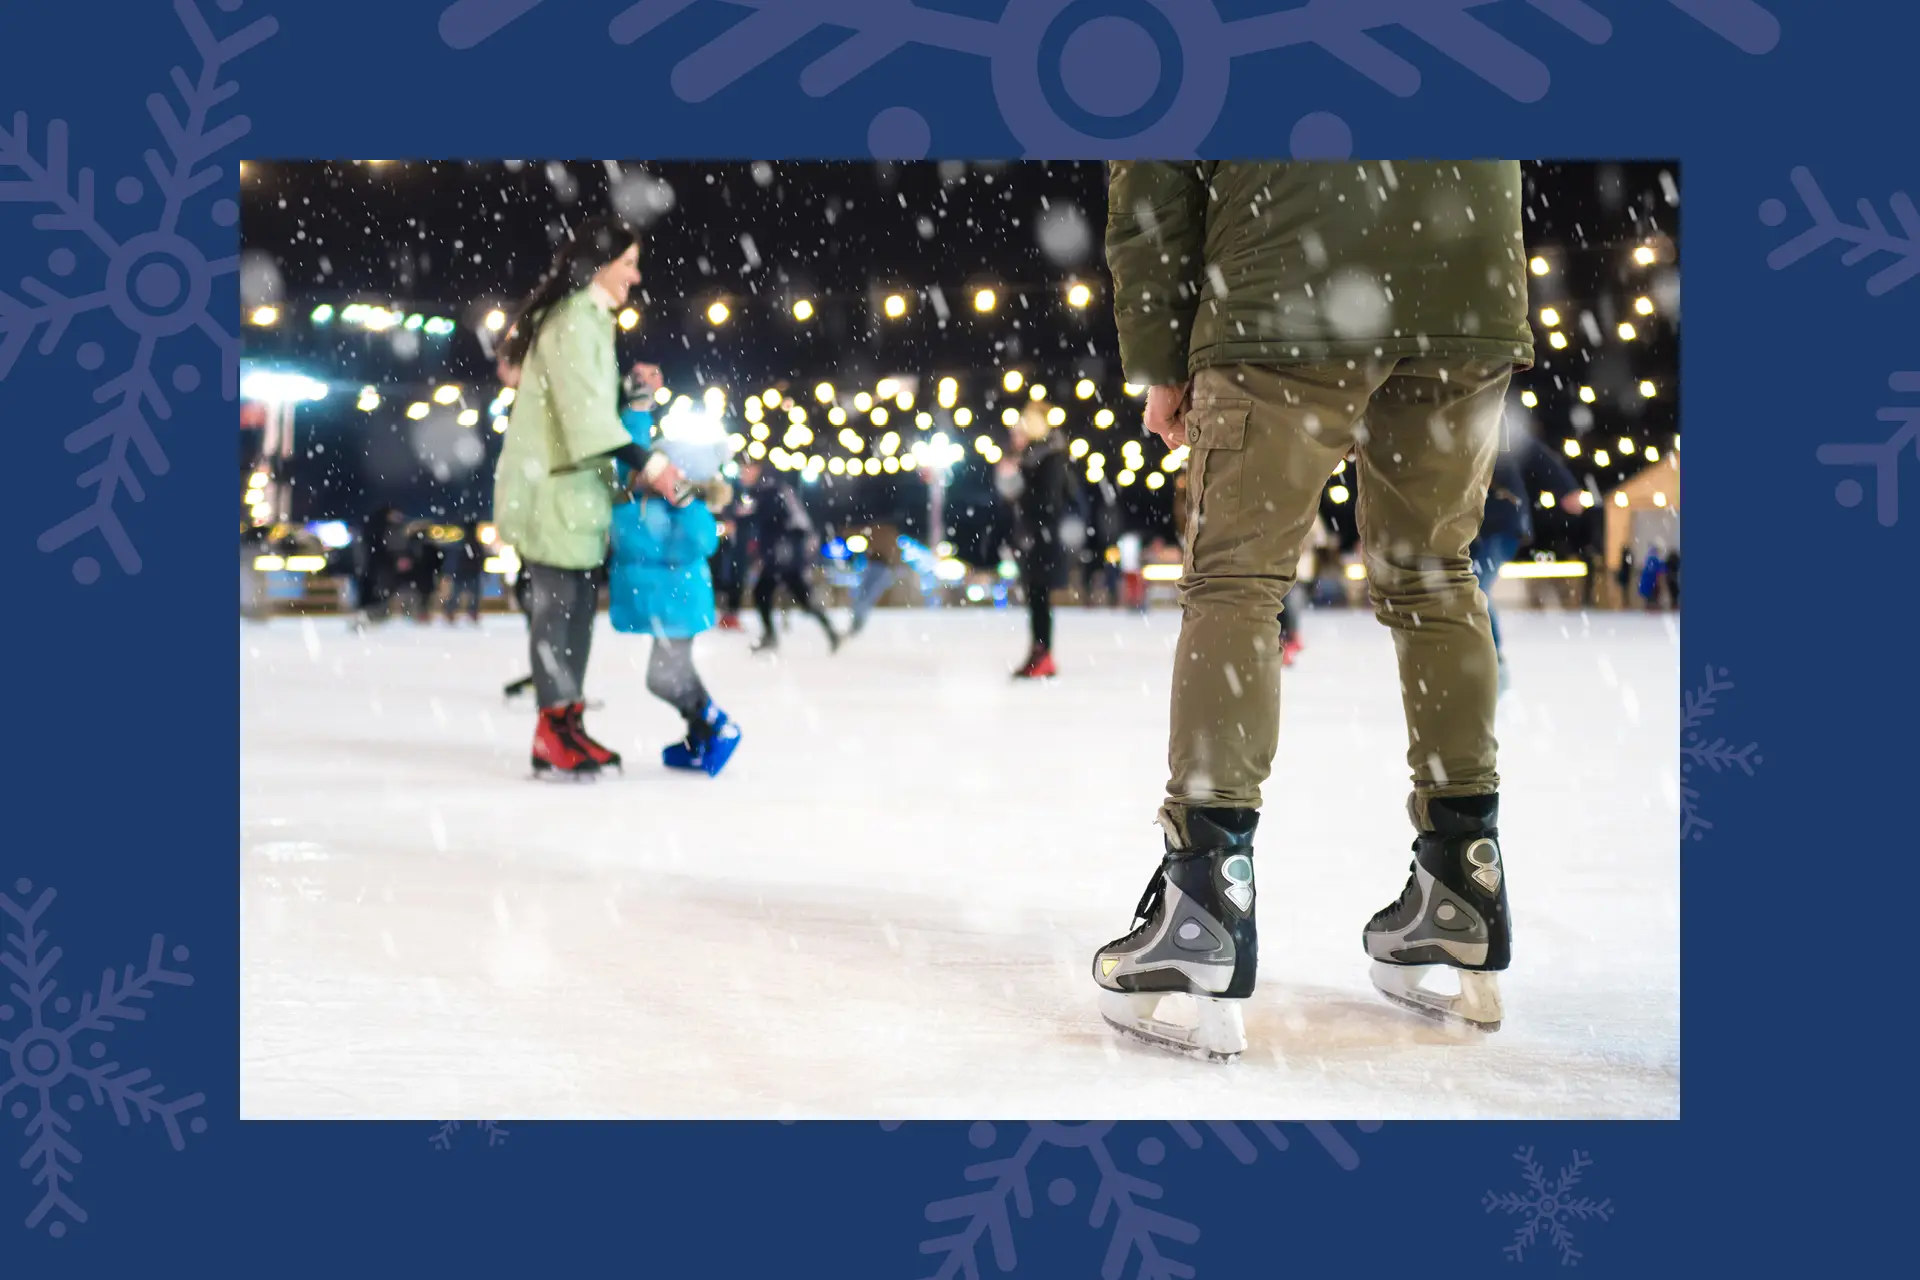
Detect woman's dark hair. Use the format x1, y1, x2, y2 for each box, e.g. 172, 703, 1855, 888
497, 213, 639, 368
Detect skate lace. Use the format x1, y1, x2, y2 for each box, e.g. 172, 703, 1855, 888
1118, 860, 1172, 945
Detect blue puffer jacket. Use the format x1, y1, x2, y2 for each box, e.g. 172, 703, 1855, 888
609, 407, 719, 639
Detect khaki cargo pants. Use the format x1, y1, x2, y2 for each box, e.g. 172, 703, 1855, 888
1167, 356, 1511, 835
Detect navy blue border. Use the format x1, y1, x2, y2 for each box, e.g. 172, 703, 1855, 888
4, 0, 1913, 1274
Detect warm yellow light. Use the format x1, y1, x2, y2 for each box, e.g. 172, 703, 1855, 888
1143, 564, 1183, 582
1539, 491, 1555, 509
434, 384, 461, 404
1645, 445, 1661, 462
884, 293, 908, 318
876, 378, 900, 401
1069, 438, 1089, 460
1579, 490, 1595, 509
1118, 470, 1137, 487
973, 288, 996, 312
1579, 386, 1596, 403
748, 440, 767, 459
1123, 382, 1144, 395
1003, 370, 1023, 392
250, 306, 278, 326
457, 409, 479, 427
497, 387, 515, 406
975, 434, 993, 454
492, 417, 507, 434
1028, 384, 1047, 401
896, 391, 914, 411
1563, 439, 1581, 457
744, 399, 764, 424
654, 386, 672, 405
1652, 491, 1668, 507
954, 407, 973, 427
864, 457, 882, 475
839, 428, 864, 453
1639, 380, 1657, 398
1548, 331, 1568, 350
1519, 390, 1538, 408
247, 470, 268, 490
1633, 245, 1657, 266
828, 406, 847, 426
937, 377, 958, 407
1329, 484, 1351, 504
915, 412, 932, 428
883, 456, 900, 474
356, 390, 380, 412
750, 423, 771, 442
1529, 256, 1549, 276
855, 391, 873, 412
1094, 408, 1114, 428
788, 405, 808, 424
828, 457, 846, 475
707, 301, 730, 325
1001, 407, 1019, 427
1146, 472, 1165, 490
1618, 436, 1634, 454
1045, 406, 1065, 427
1500, 560, 1588, 580
1345, 562, 1367, 580
406, 402, 430, 420
1594, 449, 1611, 467
870, 406, 890, 426
879, 431, 900, 456
1074, 378, 1095, 399
1614, 491, 1629, 507
1635, 296, 1655, 316
618, 308, 638, 330
484, 309, 506, 332
252, 555, 286, 571
1067, 282, 1092, 308
792, 298, 814, 321
1539, 307, 1560, 327
1617, 322, 1638, 341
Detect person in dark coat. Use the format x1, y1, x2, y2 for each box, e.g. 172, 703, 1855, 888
1471, 421, 1585, 690
739, 460, 841, 653
997, 401, 1069, 678
444, 523, 486, 623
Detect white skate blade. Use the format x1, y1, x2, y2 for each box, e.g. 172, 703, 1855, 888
1369, 961, 1503, 1032
1098, 989, 1247, 1063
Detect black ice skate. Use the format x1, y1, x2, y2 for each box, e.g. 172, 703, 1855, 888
1363, 794, 1509, 1032
1092, 807, 1258, 1063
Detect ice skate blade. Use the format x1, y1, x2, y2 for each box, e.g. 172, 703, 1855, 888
1098, 989, 1246, 1063
1369, 961, 1502, 1032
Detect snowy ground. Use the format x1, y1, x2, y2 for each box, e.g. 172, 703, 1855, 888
241, 604, 1679, 1121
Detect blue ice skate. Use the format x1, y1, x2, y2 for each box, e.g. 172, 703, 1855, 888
662, 702, 741, 777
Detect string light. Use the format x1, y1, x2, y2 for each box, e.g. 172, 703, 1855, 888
792, 298, 814, 321
1003, 370, 1023, 392
973, 288, 996, 312
1066, 282, 1091, 308
883, 293, 908, 318
707, 301, 730, 325
1539, 307, 1560, 327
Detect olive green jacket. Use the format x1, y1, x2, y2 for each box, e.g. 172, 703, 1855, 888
491, 288, 632, 570
1106, 161, 1534, 385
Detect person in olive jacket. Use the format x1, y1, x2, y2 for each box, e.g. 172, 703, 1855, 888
1090, 162, 1536, 1058
491, 214, 685, 779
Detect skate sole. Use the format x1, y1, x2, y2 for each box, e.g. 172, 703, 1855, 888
1369, 962, 1502, 1033
1100, 1012, 1243, 1064
1097, 989, 1245, 1063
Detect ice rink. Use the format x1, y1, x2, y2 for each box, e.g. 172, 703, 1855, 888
241, 604, 1679, 1120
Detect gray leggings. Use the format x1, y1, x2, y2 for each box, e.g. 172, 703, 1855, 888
527, 562, 599, 710
646, 636, 710, 722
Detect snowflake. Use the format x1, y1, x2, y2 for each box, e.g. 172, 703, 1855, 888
914, 1119, 1379, 1279
1483, 1147, 1613, 1266
1816, 371, 1920, 527
0, 0, 276, 585
440, 0, 1779, 158
0, 879, 205, 1237
1681, 667, 1761, 843
1761, 167, 1920, 296
428, 1120, 510, 1149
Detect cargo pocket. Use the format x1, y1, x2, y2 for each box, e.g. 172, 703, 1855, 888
1185, 398, 1251, 550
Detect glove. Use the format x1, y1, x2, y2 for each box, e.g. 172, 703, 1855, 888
700, 476, 734, 512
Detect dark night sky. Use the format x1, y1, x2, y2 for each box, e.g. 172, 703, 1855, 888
239, 159, 1679, 559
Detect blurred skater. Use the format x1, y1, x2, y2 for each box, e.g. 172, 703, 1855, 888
1472, 420, 1585, 694
739, 459, 841, 654
997, 401, 1069, 678
444, 523, 486, 624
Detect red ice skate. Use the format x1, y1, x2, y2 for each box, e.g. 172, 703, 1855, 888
564, 702, 622, 770
531, 706, 600, 779
1012, 648, 1058, 680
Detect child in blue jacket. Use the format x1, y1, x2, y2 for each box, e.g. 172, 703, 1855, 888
609, 372, 741, 776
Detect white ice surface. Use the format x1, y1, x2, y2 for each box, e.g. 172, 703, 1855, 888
241, 606, 1679, 1120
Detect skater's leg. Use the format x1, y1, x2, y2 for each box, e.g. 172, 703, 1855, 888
1469, 534, 1515, 655
645, 636, 711, 722
784, 564, 838, 640
1028, 573, 1053, 651
1353, 356, 1508, 829
527, 563, 590, 709
752, 563, 778, 640
1166, 362, 1364, 814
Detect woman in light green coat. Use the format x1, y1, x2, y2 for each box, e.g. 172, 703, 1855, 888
492, 214, 683, 778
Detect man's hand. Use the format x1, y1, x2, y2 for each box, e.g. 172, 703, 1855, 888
1560, 491, 1587, 514
1144, 383, 1191, 448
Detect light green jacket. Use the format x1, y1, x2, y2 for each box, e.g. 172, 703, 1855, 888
491, 288, 632, 570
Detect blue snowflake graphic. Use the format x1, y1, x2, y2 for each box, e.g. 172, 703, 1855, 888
0, 879, 206, 1237
440, 0, 1779, 158
914, 1119, 1379, 1278
1681, 667, 1760, 843
1816, 371, 1920, 527
1483, 1147, 1613, 1266
428, 1120, 510, 1149
1761, 168, 1920, 296
0, 0, 275, 585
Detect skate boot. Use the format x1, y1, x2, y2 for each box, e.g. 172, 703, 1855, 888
1092, 807, 1258, 1063
751, 633, 779, 654
531, 706, 600, 780
564, 702, 622, 772
1012, 647, 1057, 680
717, 612, 742, 632
1281, 634, 1304, 667
1363, 794, 1509, 1032
662, 702, 742, 777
